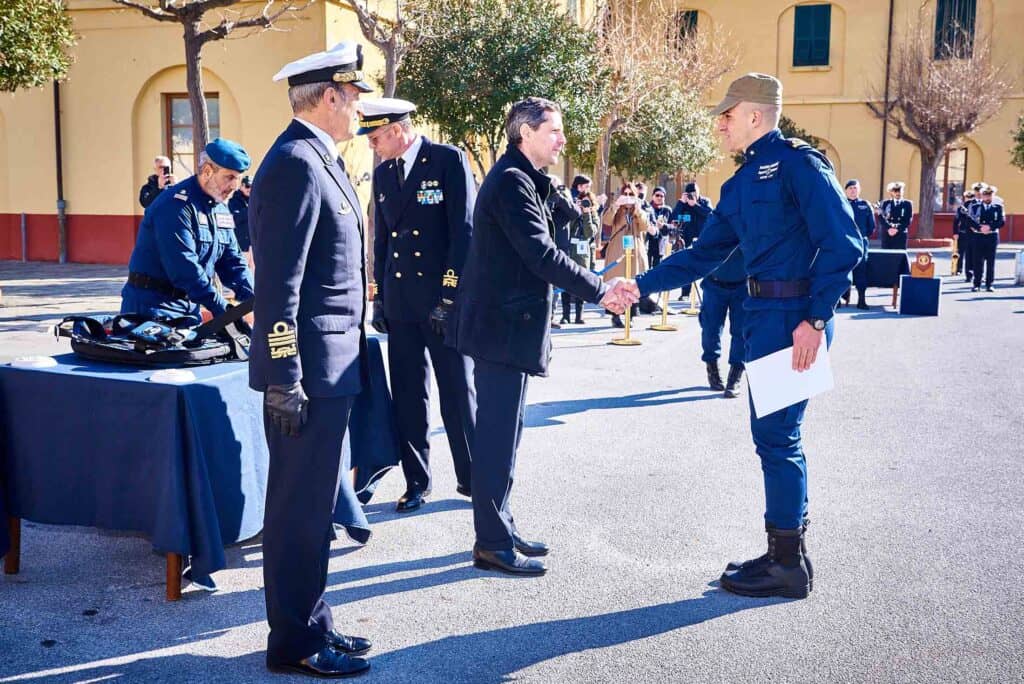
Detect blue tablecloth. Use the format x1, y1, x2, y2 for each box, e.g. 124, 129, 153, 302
0, 338, 398, 584
864, 249, 911, 289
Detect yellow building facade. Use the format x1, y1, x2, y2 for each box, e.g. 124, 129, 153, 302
0, 0, 1021, 262
682, 0, 1023, 240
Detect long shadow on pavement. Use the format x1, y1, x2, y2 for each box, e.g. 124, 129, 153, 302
526, 387, 719, 427
9, 590, 773, 683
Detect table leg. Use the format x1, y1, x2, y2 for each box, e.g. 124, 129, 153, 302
166, 553, 182, 601
892, 286, 898, 308
3, 517, 20, 574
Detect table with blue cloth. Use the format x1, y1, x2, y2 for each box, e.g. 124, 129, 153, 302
0, 338, 398, 600
859, 248, 911, 307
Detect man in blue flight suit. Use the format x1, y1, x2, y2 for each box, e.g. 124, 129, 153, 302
840, 179, 876, 310
453, 97, 631, 577
670, 181, 713, 301
698, 247, 747, 397
621, 74, 863, 599
359, 97, 476, 512
969, 186, 1004, 292
120, 138, 254, 325
879, 181, 913, 250
248, 42, 374, 680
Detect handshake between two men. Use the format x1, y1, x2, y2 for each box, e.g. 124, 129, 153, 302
599, 277, 642, 315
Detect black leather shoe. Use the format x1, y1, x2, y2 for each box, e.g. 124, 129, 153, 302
472, 547, 546, 576
856, 300, 869, 310
396, 489, 429, 512
985, 286, 994, 292
574, 316, 584, 324
971, 286, 980, 292
456, 483, 472, 498
610, 314, 624, 328
513, 534, 549, 557
325, 630, 372, 656
268, 645, 370, 678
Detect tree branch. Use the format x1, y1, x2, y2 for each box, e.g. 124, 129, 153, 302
111, 0, 179, 22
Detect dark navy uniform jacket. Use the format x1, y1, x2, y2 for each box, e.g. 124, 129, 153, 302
670, 197, 713, 244
848, 198, 877, 240
637, 129, 864, 323
453, 145, 608, 376
705, 244, 746, 283
228, 191, 251, 251
974, 201, 1005, 237
954, 198, 977, 235
373, 137, 475, 322
248, 119, 367, 398
121, 174, 253, 324
880, 198, 913, 234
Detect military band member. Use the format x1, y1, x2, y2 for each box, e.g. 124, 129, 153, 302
953, 186, 979, 280
360, 98, 477, 511
970, 186, 1004, 292
249, 42, 374, 679
879, 181, 912, 250
120, 138, 253, 325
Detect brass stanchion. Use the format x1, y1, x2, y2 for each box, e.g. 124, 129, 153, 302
611, 235, 642, 346
649, 237, 677, 332
682, 279, 701, 315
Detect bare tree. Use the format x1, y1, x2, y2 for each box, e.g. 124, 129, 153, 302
112, 0, 312, 160
590, 0, 736, 193
868, 10, 1009, 239
338, 0, 429, 98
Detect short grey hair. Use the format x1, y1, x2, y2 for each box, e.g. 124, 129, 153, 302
505, 97, 560, 146
154, 155, 171, 166
288, 82, 351, 114
754, 103, 782, 129
196, 150, 220, 174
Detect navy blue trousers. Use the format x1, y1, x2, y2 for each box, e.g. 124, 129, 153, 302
699, 279, 747, 366
263, 395, 353, 665
387, 319, 476, 493
470, 359, 529, 551
744, 308, 833, 530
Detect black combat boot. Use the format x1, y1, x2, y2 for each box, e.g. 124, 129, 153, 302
706, 362, 724, 391
720, 526, 811, 599
723, 364, 744, 398
726, 519, 813, 588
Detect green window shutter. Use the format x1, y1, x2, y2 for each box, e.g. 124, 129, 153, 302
793, 4, 831, 67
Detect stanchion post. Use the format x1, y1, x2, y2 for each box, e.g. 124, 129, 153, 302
611, 236, 642, 346
649, 237, 677, 332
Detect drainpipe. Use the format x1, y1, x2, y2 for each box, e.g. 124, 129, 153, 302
54, 80, 67, 264
20, 213, 27, 262
879, 0, 895, 202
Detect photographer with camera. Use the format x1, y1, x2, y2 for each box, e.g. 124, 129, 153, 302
646, 186, 672, 268
139, 155, 176, 209
547, 174, 582, 327
565, 176, 602, 324
601, 182, 651, 327
669, 181, 713, 301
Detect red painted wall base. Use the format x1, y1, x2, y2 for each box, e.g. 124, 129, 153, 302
0, 214, 140, 263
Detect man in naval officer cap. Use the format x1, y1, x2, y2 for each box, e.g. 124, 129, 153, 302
247, 41, 374, 679
358, 97, 478, 515
121, 137, 254, 325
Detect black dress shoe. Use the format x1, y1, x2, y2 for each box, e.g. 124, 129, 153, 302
325, 630, 372, 656
610, 314, 624, 328
574, 316, 584, 324
268, 645, 370, 678
856, 300, 869, 310
456, 483, 472, 498
971, 286, 980, 292
513, 534, 549, 557
985, 286, 994, 292
396, 489, 429, 513
472, 547, 546, 576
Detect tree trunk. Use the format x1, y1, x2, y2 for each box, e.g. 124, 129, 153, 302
593, 111, 614, 196
916, 151, 941, 240
184, 22, 210, 169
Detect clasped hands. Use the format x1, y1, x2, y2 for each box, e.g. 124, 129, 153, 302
600, 277, 641, 315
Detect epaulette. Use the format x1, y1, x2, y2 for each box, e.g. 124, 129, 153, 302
787, 137, 811, 149
787, 138, 834, 172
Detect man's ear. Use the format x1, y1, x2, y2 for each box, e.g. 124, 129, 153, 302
519, 123, 532, 144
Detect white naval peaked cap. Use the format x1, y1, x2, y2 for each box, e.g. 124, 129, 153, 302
272, 41, 373, 92
356, 98, 417, 135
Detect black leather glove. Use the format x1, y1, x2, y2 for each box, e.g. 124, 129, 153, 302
265, 382, 309, 437
371, 297, 388, 335
428, 298, 454, 338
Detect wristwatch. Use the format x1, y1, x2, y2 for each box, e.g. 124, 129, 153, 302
807, 318, 827, 331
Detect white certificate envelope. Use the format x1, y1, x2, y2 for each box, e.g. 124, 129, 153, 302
745, 336, 833, 418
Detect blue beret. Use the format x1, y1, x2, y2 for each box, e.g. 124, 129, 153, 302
205, 138, 250, 172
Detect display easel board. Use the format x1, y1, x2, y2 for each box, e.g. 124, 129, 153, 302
898, 275, 941, 316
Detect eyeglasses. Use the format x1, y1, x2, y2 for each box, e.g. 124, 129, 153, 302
622, 192, 635, 196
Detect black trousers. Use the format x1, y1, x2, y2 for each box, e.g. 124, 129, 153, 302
958, 232, 973, 276
560, 291, 583, 320
972, 234, 998, 288
470, 358, 529, 551
387, 318, 476, 493
881, 231, 908, 250
263, 394, 354, 666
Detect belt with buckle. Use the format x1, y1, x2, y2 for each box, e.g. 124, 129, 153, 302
746, 278, 810, 298
127, 272, 189, 300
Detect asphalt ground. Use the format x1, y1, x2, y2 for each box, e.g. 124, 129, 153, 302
0, 249, 1022, 683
